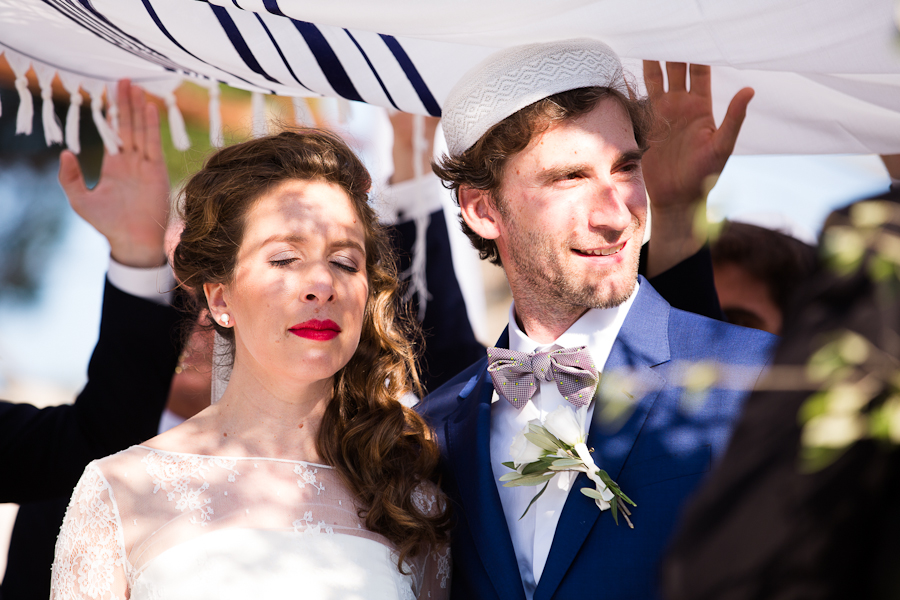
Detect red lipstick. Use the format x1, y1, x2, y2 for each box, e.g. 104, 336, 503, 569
289, 319, 341, 341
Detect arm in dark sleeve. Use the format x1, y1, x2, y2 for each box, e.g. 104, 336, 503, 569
0, 279, 183, 503
387, 211, 485, 394
641, 243, 725, 321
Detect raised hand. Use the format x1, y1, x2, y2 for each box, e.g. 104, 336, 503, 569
388, 111, 440, 185
59, 79, 171, 268
642, 61, 754, 276
881, 154, 900, 182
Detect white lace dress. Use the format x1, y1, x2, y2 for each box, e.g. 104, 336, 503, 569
50, 446, 450, 600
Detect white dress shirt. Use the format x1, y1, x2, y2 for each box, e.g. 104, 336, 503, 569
107, 258, 175, 305
489, 283, 639, 599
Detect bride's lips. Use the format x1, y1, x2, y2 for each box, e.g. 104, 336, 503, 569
289, 319, 341, 341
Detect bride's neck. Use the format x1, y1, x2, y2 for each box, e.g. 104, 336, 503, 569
203, 361, 333, 461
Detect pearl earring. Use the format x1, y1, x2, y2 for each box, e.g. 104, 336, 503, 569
221, 314, 230, 326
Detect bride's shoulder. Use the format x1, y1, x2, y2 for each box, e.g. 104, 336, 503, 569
87, 444, 165, 478
140, 407, 221, 455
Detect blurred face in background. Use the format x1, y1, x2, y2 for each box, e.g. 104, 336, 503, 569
713, 261, 782, 335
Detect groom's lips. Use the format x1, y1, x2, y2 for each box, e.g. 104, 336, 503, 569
573, 240, 627, 257
289, 319, 341, 341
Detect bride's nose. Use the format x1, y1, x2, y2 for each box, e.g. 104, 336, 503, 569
300, 264, 336, 304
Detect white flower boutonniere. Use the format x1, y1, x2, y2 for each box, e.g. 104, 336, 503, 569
500, 405, 636, 528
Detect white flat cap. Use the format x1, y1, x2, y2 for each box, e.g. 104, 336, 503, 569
441, 39, 629, 157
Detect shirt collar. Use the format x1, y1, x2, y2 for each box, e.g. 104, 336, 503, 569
507, 280, 640, 372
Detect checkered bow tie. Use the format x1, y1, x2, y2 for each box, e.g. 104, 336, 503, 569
486, 346, 600, 409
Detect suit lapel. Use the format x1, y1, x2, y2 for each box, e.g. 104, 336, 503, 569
446, 329, 527, 600
535, 280, 671, 599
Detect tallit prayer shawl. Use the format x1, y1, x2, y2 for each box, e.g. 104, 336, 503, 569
0, 0, 898, 155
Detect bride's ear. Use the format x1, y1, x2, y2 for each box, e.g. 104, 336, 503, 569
204, 282, 231, 327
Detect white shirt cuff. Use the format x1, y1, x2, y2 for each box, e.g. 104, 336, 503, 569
107, 258, 175, 305
374, 174, 446, 224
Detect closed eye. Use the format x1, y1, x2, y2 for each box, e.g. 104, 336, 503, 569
270, 258, 296, 267
331, 258, 360, 273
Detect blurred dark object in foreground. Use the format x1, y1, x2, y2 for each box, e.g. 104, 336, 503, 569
663, 182, 900, 600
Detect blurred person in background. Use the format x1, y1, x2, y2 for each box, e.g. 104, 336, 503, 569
663, 155, 900, 600
1, 80, 186, 599
710, 219, 818, 334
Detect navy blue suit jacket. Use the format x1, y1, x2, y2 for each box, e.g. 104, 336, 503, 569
0, 280, 182, 503
418, 278, 777, 600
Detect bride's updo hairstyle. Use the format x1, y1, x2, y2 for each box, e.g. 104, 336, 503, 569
173, 129, 449, 569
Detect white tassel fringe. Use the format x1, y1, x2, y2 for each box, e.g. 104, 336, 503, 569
400, 114, 432, 321
142, 79, 190, 151
34, 64, 63, 146
292, 96, 312, 127
82, 79, 121, 155
165, 91, 190, 151
251, 92, 267, 138
5, 52, 34, 135
58, 72, 83, 154
208, 83, 223, 147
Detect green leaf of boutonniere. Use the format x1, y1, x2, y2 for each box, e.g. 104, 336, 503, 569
524, 431, 561, 452
519, 481, 550, 520
503, 473, 555, 487
597, 469, 636, 506
549, 458, 583, 469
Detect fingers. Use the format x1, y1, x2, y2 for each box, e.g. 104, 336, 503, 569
688, 64, 711, 98
665, 62, 687, 93
131, 84, 147, 155
714, 87, 755, 157
58, 150, 88, 205
117, 79, 134, 151
646, 62, 712, 98
642, 60, 664, 100
145, 102, 163, 163
880, 154, 900, 179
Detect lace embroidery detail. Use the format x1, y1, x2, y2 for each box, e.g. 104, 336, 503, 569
399, 579, 416, 600
141, 451, 240, 526
50, 465, 126, 600
294, 462, 325, 494
412, 485, 436, 515
292, 511, 334, 535
434, 547, 451, 589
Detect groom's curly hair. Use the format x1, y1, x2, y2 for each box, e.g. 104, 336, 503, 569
172, 129, 450, 570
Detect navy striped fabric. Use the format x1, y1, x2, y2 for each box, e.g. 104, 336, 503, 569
38, 0, 444, 115
47, 0, 183, 72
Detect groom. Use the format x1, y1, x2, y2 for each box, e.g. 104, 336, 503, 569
419, 39, 777, 599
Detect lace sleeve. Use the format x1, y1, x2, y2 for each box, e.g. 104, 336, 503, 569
411, 483, 451, 599
51, 463, 129, 600
417, 543, 451, 600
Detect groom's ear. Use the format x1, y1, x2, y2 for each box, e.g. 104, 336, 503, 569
459, 185, 502, 241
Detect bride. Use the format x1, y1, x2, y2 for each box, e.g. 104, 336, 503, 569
50, 130, 451, 599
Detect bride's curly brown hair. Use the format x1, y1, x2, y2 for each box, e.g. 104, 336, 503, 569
172, 128, 450, 570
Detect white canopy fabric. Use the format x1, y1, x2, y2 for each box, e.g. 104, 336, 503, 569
0, 0, 899, 155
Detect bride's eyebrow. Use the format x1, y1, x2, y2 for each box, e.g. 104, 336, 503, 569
257, 234, 306, 249
331, 239, 365, 256
256, 235, 365, 256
